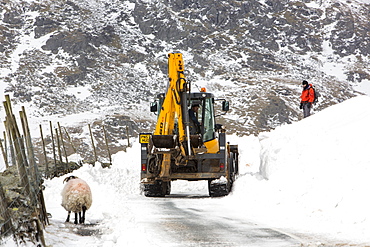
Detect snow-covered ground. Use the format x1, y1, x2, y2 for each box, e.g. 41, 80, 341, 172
2, 95, 370, 246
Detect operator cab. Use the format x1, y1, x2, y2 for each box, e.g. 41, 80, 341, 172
188, 92, 217, 144
150, 91, 229, 153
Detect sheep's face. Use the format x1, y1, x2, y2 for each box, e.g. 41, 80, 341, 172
63, 175, 78, 183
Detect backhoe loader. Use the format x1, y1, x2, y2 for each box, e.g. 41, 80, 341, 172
140, 52, 239, 197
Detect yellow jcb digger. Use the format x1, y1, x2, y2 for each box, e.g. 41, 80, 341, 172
139, 52, 239, 197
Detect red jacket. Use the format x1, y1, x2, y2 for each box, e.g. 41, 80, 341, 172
301, 84, 315, 103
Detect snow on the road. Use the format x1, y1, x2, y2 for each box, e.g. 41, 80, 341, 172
3, 95, 370, 246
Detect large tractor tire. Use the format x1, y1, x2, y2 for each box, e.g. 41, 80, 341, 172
144, 180, 171, 197
208, 146, 239, 197
208, 179, 231, 197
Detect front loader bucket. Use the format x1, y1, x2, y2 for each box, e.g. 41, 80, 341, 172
152, 135, 176, 148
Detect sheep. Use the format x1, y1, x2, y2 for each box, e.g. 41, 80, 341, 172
61, 175, 92, 224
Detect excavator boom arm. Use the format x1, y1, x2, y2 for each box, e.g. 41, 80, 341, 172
153, 53, 191, 153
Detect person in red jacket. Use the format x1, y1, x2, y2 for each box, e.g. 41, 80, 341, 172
300, 80, 315, 118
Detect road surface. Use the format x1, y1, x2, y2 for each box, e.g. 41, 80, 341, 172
43, 183, 348, 246
128, 191, 303, 247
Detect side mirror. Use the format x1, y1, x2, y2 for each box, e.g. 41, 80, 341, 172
222, 101, 230, 112
150, 102, 158, 112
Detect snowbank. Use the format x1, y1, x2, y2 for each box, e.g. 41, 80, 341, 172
229, 95, 370, 244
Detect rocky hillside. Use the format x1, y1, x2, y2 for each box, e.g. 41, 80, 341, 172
0, 0, 369, 135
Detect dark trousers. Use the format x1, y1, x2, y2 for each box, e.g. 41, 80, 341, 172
302, 102, 311, 118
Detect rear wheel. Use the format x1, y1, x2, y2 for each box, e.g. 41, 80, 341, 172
144, 180, 171, 197
208, 146, 239, 197
208, 179, 230, 197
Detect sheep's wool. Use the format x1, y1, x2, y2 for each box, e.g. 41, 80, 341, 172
61, 178, 92, 213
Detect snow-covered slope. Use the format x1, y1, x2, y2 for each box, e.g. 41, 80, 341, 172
3, 95, 365, 246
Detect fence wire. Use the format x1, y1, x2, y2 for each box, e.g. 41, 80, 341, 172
0, 136, 47, 246
1, 98, 133, 246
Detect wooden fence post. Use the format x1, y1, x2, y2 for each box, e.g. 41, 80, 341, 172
39, 125, 48, 177
49, 121, 57, 168
88, 124, 97, 163
0, 137, 8, 169
4, 120, 15, 167
3, 132, 8, 167
102, 125, 112, 165
55, 128, 63, 166
126, 126, 130, 147
20, 108, 38, 184
57, 122, 68, 169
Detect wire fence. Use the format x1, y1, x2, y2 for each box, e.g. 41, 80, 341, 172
0, 95, 134, 246
0, 96, 48, 246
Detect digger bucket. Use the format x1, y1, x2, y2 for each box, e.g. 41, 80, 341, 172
152, 135, 176, 148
